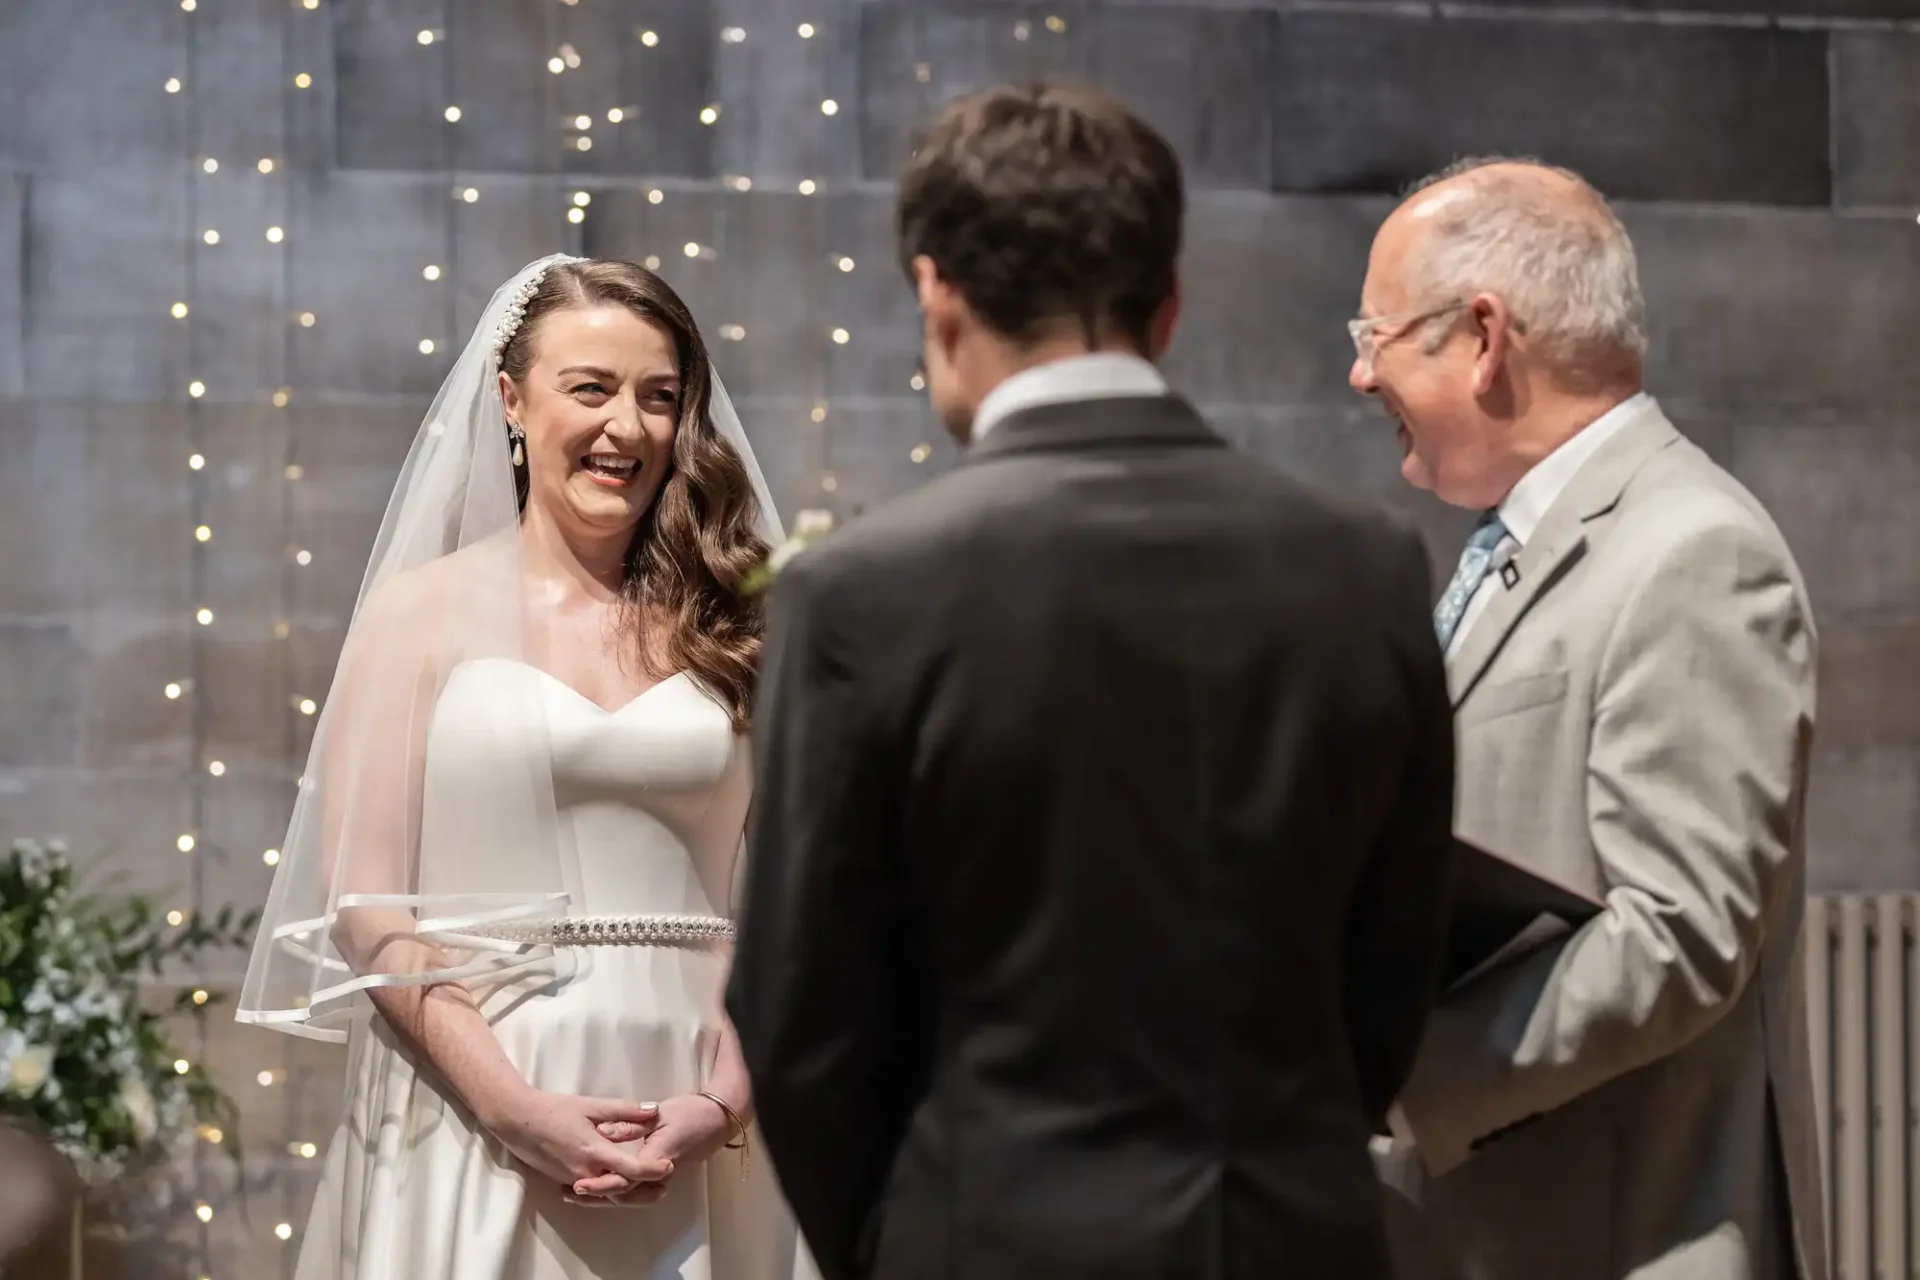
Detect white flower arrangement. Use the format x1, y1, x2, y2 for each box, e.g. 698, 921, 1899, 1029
0, 838, 256, 1188
741, 508, 836, 596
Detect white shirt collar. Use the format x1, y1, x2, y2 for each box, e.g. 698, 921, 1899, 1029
1497, 392, 1654, 546
970, 353, 1169, 442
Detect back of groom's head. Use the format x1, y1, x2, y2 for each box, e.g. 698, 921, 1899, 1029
896, 84, 1183, 354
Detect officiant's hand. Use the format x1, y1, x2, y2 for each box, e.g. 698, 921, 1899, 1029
488, 1089, 668, 1191
572, 1092, 734, 1202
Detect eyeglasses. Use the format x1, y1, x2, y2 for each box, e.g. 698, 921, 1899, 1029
1347, 301, 1465, 367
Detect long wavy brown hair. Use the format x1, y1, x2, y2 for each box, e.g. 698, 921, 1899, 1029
498, 259, 769, 730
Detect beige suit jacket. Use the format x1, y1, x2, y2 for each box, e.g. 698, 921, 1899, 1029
1379, 403, 1827, 1280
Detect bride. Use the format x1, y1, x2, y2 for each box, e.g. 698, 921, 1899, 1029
237, 254, 815, 1279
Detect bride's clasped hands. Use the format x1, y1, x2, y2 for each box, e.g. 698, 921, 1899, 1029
564, 1091, 745, 1205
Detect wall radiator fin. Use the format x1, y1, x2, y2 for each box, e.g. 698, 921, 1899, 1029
1810, 893, 1920, 1280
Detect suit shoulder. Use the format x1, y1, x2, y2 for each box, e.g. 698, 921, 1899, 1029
1618, 437, 1800, 573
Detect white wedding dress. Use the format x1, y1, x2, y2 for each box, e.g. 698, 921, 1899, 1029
295, 658, 816, 1280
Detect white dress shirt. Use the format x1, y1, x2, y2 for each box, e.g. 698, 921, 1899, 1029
1445, 392, 1655, 658
970, 352, 1170, 442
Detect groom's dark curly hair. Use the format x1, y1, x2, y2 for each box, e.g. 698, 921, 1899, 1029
896, 84, 1183, 353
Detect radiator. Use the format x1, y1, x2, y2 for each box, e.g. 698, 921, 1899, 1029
1809, 893, 1920, 1280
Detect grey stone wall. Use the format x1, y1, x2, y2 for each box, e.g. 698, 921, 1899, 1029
0, 0, 1915, 1272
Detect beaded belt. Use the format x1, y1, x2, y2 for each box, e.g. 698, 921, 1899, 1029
455, 914, 734, 948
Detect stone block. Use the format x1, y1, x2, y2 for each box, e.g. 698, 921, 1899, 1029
1724, 417, 1920, 625
79, 614, 192, 772
860, 2, 1275, 190
0, 770, 194, 899
792, 397, 953, 522
1167, 193, 1388, 407
330, 0, 448, 171
545, 0, 718, 181
1833, 32, 1920, 210
284, 171, 447, 398
0, 0, 186, 169
1630, 209, 1920, 414
711, 0, 861, 186
0, 621, 82, 768
448, 178, 589, 342
23, 169, 190, 401
1805, 747, 1920, 893
1269, 12, 1831, 206
190, 0, 293, 170
85, 403, 195, 617
0, 172, 22, 397
732, 396, 835, 531
1816, 623, 1920, 754
0, 400, 91, 617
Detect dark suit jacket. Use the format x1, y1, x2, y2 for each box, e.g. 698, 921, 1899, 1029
727, 395, 1456, 1280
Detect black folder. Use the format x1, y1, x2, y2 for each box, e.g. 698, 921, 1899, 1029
1443, 837, 1602, 988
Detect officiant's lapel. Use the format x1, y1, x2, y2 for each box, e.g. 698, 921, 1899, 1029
1446, 403, 1682, 707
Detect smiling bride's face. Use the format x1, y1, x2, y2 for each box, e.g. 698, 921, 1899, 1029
500, 303, 682, 540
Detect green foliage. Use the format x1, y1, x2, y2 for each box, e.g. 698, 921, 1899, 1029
0, 839, 259, 1187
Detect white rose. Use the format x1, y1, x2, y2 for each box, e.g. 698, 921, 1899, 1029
119, 1076, 159, 1144
767, 539, 806, 574
792, 508, 835, 540
8, 1043, 54, 1096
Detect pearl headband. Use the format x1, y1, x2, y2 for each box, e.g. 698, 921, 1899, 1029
490, 254, 588, 370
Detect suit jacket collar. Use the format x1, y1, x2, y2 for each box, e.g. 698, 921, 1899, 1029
1447, 400, 1682, 707
961, 394, 1226, 462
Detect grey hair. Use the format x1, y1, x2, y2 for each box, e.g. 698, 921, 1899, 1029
1402, 156, 1647, 390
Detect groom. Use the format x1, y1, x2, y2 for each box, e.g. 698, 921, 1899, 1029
728, 84, 1457, 1279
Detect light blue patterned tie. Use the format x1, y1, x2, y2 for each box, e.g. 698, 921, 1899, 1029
1433, 512, 1509, 650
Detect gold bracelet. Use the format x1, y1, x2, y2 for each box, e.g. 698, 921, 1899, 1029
695, 1090, 750, 1180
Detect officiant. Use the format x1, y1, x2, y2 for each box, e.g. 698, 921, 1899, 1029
1354, 158, 1826, 1280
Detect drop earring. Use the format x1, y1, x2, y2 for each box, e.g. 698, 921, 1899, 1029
507, 423, 526, 468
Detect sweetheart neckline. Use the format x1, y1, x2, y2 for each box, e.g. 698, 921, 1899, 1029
456, 658, 695, 717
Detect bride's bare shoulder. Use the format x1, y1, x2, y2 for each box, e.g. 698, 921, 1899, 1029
349, 541, 514, 642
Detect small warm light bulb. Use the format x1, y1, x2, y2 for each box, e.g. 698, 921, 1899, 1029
295, 549, 312, 566
276, 1224, 294, 1241
266, 226, 284, 243
181, 0, 196, 11
721, 26, 745, 42
165, 77, 183, 93
810, 403, 828, 423
283, 462, 302, 479
298, 1142, 317, 1158
258, 157, 275, 173
202, 229, 220, 245
567, 207, 585, 224
263, 848, 281, 867
1046, 14, 1067, 33
574, 114, 592, 130
1014, 20, 1032, 40
572, 190, 591, 207
207, 760, 225, 777
164, 682, 183, 699
201, 157, 218, 173
821, 473, 839, 492
298, 311, 316, 327
837, 256, 855, 272
174, 1059, 191, 1075
192, 988, 210, 1005
195, 607, 214, 626
443, 105, 462, 122
647, 188, 664, 204
831, 327, 850, 344
916, 62, 932, 84
418, 339, 436, 354
171, 301, 189, 319
195, 1203, 214, 1223
273, 388, 292, 408
417, 29, 434, 45
643, 255, 661, 270
294, 72, 313, 88
574, 136, 592, 152
911, 443, 932, 463
301, 0, 318, 8
257, 1070, 276, 1087
194, 524, 212, 542
199, 1125, 223, 1143
683, 241, 701, 258
638, 29, 659, 46
461, 187, 479, 203
423, 263, 441, 280
911, 372, 926, 391
797, 179, 817, 195
607, 108, 625, 124
548, 56, 565, 74
188, 379, 206, 397
167, 910, 186, 927
797, 22, 816, 38
177, 834, 196, 853
720, 324, 745, 341
820, 99, 839, 116
699, 105, 719, 125
299, 698, 318, 716
188, 452, 204, 469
